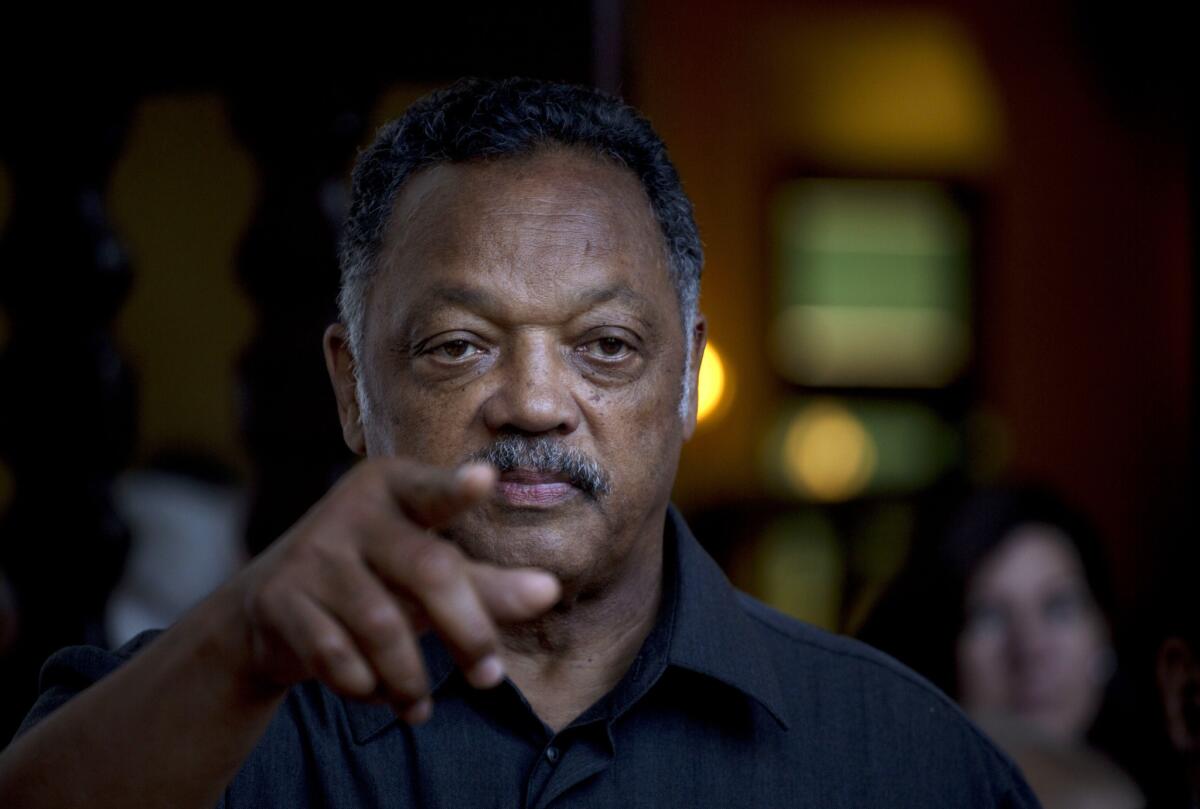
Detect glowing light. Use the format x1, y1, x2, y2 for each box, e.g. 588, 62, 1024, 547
762, 12, 1004, 173
754, 513, 843, 630
770, 178, 972, 388
782, 400, 877, 501
770, 304, 969, 388
696, 342, 730, 424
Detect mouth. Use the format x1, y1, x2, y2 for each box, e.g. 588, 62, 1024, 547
494, 468, 580, 508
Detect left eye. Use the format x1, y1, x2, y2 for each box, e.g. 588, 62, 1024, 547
584, 337, 632, 358
432, 340, 480, 359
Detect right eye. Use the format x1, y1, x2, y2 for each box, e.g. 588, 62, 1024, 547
964, 603, 1008, 636
432, 340, 480, 360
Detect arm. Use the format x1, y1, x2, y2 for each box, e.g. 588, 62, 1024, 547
0, 458, 559, 809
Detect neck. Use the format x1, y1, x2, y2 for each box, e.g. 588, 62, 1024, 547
498, 530, 665, 732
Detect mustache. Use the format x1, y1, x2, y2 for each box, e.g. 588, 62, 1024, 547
467, 435, 613, 499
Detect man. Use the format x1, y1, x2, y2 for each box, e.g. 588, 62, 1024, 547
1144, 564, 1200, 807
0, 78, 1038, 807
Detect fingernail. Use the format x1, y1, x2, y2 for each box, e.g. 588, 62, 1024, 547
468, 655, 504, 688
401, 697, 433, 725
456, 464, 495, 488
523, 571, 561, 602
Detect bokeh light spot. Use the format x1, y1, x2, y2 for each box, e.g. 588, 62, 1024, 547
696, 342, 730, 424
783, 400, 877, 501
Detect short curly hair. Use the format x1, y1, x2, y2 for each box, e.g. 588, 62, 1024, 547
337, 76, 704, 418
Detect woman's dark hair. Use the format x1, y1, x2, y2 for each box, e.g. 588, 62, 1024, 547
859, 484, 1115, 697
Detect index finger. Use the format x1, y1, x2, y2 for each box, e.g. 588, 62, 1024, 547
380, 460, 497, 528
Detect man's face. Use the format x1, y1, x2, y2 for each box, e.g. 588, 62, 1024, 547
328, 148, 704, 590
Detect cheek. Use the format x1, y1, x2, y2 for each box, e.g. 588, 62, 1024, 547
1055, 615, 1109, 671
587, 373, 683, 455
375, 384, 490, 461
957, 632, 1008, 701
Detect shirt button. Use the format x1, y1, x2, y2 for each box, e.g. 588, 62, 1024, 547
545, 746, 560, 764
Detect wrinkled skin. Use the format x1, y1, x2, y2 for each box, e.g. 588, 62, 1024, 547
328, 147, 704, 601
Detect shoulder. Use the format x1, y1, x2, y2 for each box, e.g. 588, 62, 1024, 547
733, 591, 1038, 804
734, 588, 963, 716
736, 591, 952, 701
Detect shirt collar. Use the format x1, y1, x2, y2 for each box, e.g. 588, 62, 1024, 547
346, 631, 457, 744
346, 504, 789, 743
662, 505, 790, 729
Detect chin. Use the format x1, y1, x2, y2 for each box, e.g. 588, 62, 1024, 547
446, 511, 602, 579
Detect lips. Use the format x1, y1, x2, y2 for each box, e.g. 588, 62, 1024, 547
495, 469, 578, 507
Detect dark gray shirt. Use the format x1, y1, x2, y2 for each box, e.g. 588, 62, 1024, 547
20, 507, 1039, 808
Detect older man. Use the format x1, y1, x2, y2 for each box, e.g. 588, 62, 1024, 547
0, 78, 1038, 807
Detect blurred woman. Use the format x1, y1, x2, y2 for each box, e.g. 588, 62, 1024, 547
861, 486, 1143, 808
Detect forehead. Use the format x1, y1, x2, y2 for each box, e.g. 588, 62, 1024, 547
371, 148, 673, 320
969, 524, 1086, 599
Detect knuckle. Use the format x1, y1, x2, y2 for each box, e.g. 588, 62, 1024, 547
409, 541, 463, 589
382, 658, 428, 701
288, 528, 361, 574
392, 676, 429, 702
311, 636, 374, 696
245, 580, 284, 628
456, 618, 496, 658
278, 533, 325, 569
312, 632, 353, 666
355, 602, 405, 641
321, 493, 364, 527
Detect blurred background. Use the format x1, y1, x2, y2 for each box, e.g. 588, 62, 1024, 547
0, 0, 1193, 801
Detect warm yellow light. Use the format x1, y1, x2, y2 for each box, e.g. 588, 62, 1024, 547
783, 400, 877, 501
696, 343, 730, 424
762, 12, 1003, 174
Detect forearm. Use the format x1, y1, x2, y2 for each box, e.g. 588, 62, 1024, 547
0, 582, 286, 809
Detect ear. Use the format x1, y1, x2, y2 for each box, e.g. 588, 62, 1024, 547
681, 313, 707, 441
323, 323, 367, 456
1157, 636, 1200, 753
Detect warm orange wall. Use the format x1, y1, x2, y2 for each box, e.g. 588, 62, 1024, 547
633, 0, 1192, 610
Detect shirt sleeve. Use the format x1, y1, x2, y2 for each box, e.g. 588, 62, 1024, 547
1003, 780, 1046, 809
11, 629, 245, 809
13, 629, 162, 740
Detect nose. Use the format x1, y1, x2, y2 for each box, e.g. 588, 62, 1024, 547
1006, 611, 1053, 677
481, 335, 581, 436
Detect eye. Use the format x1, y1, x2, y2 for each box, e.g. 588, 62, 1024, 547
1042, 590, 1084, 623
582, 336, 633, 359
964, 602, 1008, 636
428, 339, 483, 361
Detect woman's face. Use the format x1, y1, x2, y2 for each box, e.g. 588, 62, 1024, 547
956, 523, 1111, 743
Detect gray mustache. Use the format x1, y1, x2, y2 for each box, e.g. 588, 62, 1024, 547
468, 435, 613, 499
